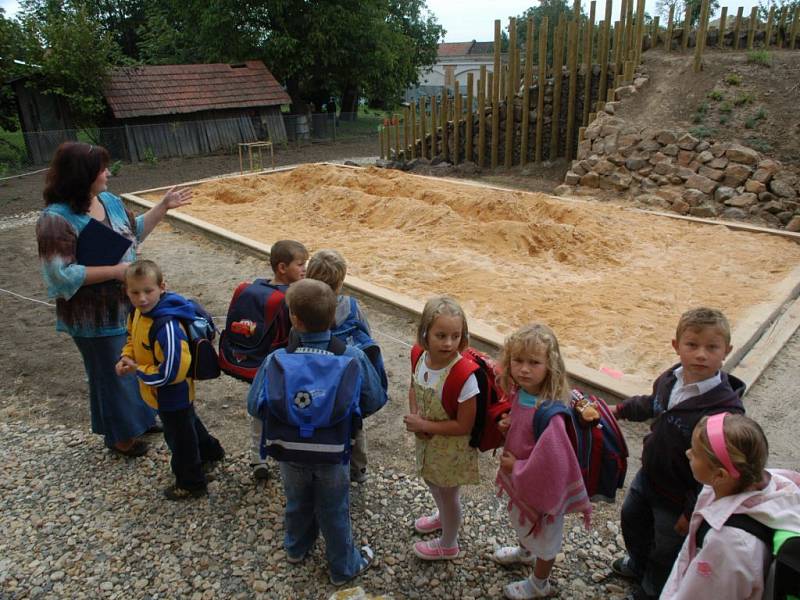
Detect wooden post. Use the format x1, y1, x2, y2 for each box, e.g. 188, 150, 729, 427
624, 60, 634, 82
466, 72, 474, 163
410, 102, 417, 159
550, 20, 566, 160
682, 4, 692, 52
379, 127, 384, 159
775, 6, 785, 48
453, 81, 461, 166
747, 7, 758, 50
718, 7, 728, 49
430, 96, 437, 156
733, 7, 744, 50
666, 6, 675, 52
420, 97, 427, 159
535, 16, 548, 163
765, 7, 775, 48
573, 0, 582, 20
777, 6, 788, 47
492, 19, 501, 169
440, 88, 449, 162
613, 20, 623, 80
625, 0, 635, 60
505, 17, 516, 168
617, 0, 628, 70
478, 67, 486, 167
394, 114, 400, 160
636, 0, 647, 64
652, 16, 660, 48
583, 2, 596, 127
693, 0, 710, 73
791, 7, 800, 49
403, 107, 409, 159
522, 18, 534, 165
566, 20, 579, 160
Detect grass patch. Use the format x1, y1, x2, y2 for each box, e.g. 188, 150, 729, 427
724, 73, 742, 86
747, 50, 772, 66
719, 115, 730, 125
690, 125, 717, 139
745, 107, 767, 128
734, 93, 755, 106
719, 101, 733, 114
0, 128, 28, 171
745, 137, 772, 153
707, 90, 725, 101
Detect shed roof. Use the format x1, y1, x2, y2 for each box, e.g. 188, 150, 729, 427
437, 42, 475, 57
105, 61, 291, 119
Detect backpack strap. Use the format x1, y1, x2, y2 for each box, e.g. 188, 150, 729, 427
147, 315, 186, 365
695, 514, 774, 550
286, 334, 347, 356
532, 401, 573, 440
410, 344, 479, 419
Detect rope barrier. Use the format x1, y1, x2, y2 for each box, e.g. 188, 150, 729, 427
0, 167, 48, 182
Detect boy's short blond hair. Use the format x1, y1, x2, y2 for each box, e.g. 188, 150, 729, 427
675, 307, 731, 345
286, 279, 336, 332
125, 259, 163, 285
270, 240, 308, 272
306, 249, 347, 292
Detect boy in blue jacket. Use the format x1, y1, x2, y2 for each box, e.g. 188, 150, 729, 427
247, 278, 386, 585
116, 260, 224, 501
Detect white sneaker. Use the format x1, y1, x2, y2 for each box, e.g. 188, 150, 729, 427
493, 545, 536, 565
504, 577, 551, 599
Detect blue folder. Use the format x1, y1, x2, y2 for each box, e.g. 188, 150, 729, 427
76, 218, 133, 266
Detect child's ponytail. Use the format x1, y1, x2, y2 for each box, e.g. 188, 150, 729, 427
695, 413, 768, 493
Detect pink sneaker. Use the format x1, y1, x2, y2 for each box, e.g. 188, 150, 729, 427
414, 513, 442, 534
413, 538, 460, 561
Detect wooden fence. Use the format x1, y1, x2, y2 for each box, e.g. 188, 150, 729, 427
380, 1, 800, 166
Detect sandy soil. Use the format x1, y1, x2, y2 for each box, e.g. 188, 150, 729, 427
139, 163, 800, 386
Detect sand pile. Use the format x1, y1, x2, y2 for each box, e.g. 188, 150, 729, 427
145, 164, 800, 384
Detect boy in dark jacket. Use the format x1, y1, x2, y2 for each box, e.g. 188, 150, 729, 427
116, 260, 224, 500
610, 307, 745, 599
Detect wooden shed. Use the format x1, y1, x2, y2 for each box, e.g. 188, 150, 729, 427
103, 61, 291, 161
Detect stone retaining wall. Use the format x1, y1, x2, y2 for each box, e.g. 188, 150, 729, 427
556, 108, 800, 231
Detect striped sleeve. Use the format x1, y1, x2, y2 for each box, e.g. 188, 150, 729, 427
137, 320, 191, 387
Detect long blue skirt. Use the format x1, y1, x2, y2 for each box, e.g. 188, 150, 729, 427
73, 334, 156, 447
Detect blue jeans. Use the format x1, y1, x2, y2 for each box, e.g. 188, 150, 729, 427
621, 470, 687, 597
73, 334, 156, 446
160, 405, 224, 490
279, 461, 361, 581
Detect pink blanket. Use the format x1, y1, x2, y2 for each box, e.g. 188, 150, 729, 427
496, 409, 592, 536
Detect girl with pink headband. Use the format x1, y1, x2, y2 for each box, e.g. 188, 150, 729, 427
661, 413, 800, 599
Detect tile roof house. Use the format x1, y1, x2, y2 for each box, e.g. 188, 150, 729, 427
406, 41, 501, 102
103, 61, 291, 161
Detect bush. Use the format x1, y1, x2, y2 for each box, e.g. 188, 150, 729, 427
745, 137, 772, 153
690, 125, 717, 139
747, 50, 772, 66
734, 93, 754, 106
719, 115, 730, 125
109, 160, 123, 176
143, 147, 158, 166
719, 101, 733, 114
725, 73, 742, 86
707, 90, 725, 101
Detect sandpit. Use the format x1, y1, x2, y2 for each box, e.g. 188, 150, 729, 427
139, 164, 800, 387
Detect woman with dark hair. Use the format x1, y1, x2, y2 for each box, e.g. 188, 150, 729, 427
36, 141, 192, 457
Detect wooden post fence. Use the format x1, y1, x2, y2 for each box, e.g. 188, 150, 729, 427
535, 16, 548, 163
583, 2, 597, 127
420, 98, 427, 159
733, 7, 744, 50
693, 0, 711, 73
440, 89, 448, 162
478, 66, 486, 167
430, 96, 437, 156
550, 18, 566, 160
666, 6, 675, 52
747, 7, 757, 50
718, 7, 728, 49
505, 17, 517, 168
566, 20, 579, 160
682, 4, 692, 51
453, 81, 461, 165
492, 19, 501, 169
765, 6, 775, 48
522, 18, 534, 164
652, 16, 660, 48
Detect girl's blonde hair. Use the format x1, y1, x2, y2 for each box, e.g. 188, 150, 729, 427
417, 296, 469, 351
498, 323, 569, 402
695, 413, 768, 492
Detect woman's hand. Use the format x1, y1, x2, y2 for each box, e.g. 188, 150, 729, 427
404, 413, 428, 434
160, 186, 193, 211
499, 449, 516, 474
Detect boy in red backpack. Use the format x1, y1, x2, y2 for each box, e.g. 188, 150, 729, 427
219, 240, 308, 480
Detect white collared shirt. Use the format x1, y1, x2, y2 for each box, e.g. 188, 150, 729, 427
667, 366, 721, 410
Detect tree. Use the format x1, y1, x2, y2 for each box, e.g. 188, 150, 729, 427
515, 0, 582, 65
684, 0, 720, 26
655, 0, 683, 21
0, 9, 26, 131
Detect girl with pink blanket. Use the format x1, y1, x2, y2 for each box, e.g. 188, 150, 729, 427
494, 324, 592, 600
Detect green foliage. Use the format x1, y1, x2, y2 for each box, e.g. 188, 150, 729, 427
745, 106, 767, 128
707, 90, 724, 101
143, 147, 157, 165
515, 0, 581, 65
719, 114, 730, 125
747, 50, 772, 66
0, 128, 27, 170
0, 9, 27, 131
719, 101, 733, 113
109, 160, 123, 176
745, 136, 772, 153
724, 73, 742, 86
734, 93, 755, 106
689, 125, 717, 139
684, 0, 721, 26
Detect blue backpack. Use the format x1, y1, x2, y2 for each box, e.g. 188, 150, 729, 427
148, 299, 221, 381
257, 336, 362, 464
332, 297, 388, 392
533, 389, 628, 502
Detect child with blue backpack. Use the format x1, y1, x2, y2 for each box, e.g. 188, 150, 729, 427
662, 413, 800, 599
246, 279, 386, 586
493, 324, 592, 600
115, 260, 224, 501
305, 249, 388, 483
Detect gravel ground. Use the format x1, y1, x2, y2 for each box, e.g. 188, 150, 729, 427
0, 421, 631, 600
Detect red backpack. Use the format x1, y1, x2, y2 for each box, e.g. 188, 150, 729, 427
218, 279, 289, 382
411, 345, 510, 452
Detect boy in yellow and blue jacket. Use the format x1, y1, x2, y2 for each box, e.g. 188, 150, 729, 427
115, 259, 224, 501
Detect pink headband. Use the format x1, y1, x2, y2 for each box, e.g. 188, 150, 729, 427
706, 413, 740, 479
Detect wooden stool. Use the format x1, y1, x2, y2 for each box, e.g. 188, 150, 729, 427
238, 141, 274, 173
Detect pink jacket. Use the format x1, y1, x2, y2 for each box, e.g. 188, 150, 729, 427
496, 393, 591, 535
661, 469, 800, 600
